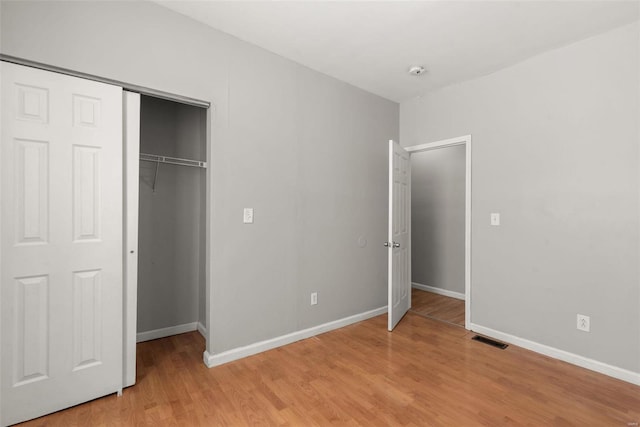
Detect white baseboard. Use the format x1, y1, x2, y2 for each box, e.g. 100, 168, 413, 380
197, 321, 207, 338
204, 306, 387, 368
469, 323, 640, 386
412, 282, 465, 300
137, 322, 199, 343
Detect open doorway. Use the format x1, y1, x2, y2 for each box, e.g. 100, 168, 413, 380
395, 135, 471, 330
409, 145, 465, 327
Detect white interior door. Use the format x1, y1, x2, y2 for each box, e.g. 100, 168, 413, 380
388, 139, 411, 331
1, 62, 123, 426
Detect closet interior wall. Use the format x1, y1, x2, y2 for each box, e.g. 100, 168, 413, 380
138, 95, 207, 337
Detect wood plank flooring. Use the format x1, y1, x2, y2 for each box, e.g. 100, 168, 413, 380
411, 288, 465, 327
19, 314, 640, 426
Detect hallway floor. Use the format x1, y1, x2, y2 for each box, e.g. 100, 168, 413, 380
410, 288, 465, 327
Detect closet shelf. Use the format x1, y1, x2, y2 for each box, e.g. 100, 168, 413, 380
140, 153, 207, 169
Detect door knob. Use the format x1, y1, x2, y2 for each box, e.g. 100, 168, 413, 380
383, 242, 391, 247
393, 242, 400, 248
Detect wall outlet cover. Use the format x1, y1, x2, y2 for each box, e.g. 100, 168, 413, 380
577, 314, 590, 332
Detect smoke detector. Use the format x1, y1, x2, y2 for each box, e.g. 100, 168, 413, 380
408, 65, 426, 76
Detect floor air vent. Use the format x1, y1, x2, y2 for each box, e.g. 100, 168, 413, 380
472, 335, 508, 349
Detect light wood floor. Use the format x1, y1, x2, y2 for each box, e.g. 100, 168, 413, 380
411, 288, 465, 327
20, 314, 640, 426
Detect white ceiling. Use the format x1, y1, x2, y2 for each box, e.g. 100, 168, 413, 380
157, 1, 639, 103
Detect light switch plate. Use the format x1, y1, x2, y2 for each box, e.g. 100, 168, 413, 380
490, 213, 500, 226
243, 208, 254, 224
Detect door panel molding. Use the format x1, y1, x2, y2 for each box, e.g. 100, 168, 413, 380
1, 61, 123, 426
388, 140, 411, 331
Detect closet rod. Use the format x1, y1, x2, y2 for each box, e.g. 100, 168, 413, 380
140, 153, 207, 169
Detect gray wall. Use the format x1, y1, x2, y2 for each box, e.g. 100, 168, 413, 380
0, 1, 398, 355
137, 96, 206, 333
411, 146, 465, 295
401, 22, 639, 373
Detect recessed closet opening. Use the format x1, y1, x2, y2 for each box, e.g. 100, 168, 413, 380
136, 95, 207, 344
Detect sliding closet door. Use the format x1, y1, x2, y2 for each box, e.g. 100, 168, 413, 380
0, 62, 123, 426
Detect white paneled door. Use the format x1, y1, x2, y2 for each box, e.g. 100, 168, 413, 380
1, 62, 123, 426
387, 140, 411, 331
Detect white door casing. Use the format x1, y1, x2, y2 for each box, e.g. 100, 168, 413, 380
1, 62, 123, 426
388, 140, 411, 331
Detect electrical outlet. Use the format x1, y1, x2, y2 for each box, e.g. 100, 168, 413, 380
577, 314, 590, 332
310, 292, 318, 306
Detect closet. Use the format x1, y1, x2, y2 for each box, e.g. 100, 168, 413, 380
0, 61, 210, 426
136, 95, 207, 343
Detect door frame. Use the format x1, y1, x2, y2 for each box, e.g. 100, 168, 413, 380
405, 135, 472, 329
